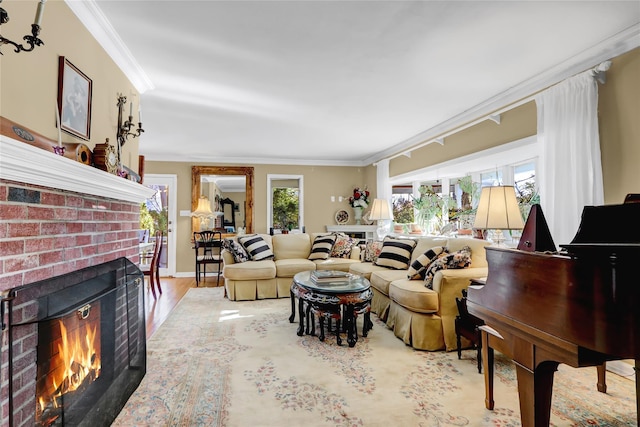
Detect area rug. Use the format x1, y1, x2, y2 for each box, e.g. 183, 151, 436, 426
113, 288, 636, 426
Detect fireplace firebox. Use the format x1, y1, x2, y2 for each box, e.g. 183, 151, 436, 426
5, 258, 146, 427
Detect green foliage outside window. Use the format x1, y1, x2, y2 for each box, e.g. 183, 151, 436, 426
140, 203, 168, 235
273, 188, 299, 230
392, 198, 414, 223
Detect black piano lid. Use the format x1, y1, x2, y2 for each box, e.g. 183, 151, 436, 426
562, 202, 640, 246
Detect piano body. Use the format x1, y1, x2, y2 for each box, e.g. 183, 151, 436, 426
467, 201, 640, 426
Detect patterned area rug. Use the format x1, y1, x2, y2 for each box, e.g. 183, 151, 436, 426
113, 288, 636, 426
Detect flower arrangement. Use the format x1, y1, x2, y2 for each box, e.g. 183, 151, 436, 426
348, 187, 369, 208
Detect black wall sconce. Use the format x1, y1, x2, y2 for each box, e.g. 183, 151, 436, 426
117, 94, 144, 147
0, 0, 45, 54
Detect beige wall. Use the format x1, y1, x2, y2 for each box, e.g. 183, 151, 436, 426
598, 49, 640, 204
390, 49, 640, 205
145, 161, 376, 273
390, 101, 537, 177
0, 0, 141, 172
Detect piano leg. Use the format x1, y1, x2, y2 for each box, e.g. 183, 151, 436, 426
481, 330, 495, 410
596, 363, 607, 393
636, 359, 639, 425
514, 361, 559, 427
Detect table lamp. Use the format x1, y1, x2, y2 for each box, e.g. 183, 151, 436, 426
473, 186, 524, 246
369, 198, 394, 240
191, 196, 214, 231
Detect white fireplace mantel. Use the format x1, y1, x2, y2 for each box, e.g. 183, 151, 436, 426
0, 135, 156, 203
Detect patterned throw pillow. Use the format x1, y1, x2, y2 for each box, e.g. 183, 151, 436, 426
237, 235, 274, 261
407, 246, 448, 280
362, 241, 384, 262
308, 234, 337, 260
223, 239, 249, 263
374, 237, 417, 270
424, 246, 472, 289
330, 234, 357, 258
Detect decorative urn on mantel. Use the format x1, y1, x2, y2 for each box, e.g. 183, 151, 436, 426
352, 206, 363, 225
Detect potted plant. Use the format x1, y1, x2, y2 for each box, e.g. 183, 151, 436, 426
454, 175, 481, 234
412, 185, 454, 234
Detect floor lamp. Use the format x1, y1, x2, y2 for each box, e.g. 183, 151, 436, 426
473, 186, 524, 246
369, 199, 394, 241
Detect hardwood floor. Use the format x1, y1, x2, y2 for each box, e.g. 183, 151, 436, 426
143, 275, 225, 338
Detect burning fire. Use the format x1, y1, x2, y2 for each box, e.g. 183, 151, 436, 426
36, 319, 101, 426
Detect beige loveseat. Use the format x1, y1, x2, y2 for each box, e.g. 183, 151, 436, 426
222, 233, 361, 301
349, 236, 490, 352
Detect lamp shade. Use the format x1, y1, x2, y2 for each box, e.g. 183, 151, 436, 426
368, 198, 394, 221
473, 186, 524, 230
191, 196, 214, 218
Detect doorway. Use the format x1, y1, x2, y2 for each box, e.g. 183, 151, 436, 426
267, 174, 304, 232
143, 174, 177, 277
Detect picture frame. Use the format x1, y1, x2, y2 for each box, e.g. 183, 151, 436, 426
57, 57, 92, 140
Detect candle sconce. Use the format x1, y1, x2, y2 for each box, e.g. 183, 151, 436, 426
116, 94, 144, 147
0, 0, 46, 55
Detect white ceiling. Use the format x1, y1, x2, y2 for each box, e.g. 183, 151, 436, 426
85, 1, 639, 166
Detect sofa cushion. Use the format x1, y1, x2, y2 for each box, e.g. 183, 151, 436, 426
223, 238, 249, 263
330, 234, 357, 258
308, 234, 336, 260
424, 246, 472, 289
273, 233, 312, 260
349, 262, 390, 279
362, 241, 384, 262
446, 238, 490, 268
275, 258, 317, 278
407, 246, 448, 280
389, 279, 439, 313
374, 237, 417, 270
370, 269, 408, 296
223, 260, 276, 280
411, 237, 449, 264
238, 235, 274, 261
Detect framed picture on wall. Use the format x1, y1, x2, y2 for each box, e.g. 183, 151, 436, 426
57, 56, 92, 140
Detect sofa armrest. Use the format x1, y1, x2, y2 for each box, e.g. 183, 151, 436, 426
432, 267, 488, 351
432, 267, 488, 305
221, 249, 236, 265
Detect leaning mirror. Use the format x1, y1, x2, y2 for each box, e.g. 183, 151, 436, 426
192, 166, 254, 235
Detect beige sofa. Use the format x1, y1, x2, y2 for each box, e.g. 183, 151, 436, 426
349, 236, 490, 352
222, 233, 361, 301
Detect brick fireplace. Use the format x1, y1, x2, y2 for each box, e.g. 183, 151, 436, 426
0, 135, 156, 427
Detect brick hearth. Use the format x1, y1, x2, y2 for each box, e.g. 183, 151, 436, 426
0, 134, 155, 427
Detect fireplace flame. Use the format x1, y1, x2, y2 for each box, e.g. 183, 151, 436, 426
36, 319, 101, 426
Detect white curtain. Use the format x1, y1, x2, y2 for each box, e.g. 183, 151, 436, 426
536, 71, 604, 246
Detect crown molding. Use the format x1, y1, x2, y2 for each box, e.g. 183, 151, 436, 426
0, 136, 156, 203
143, 152, 370, 167
366, 23, 640, 166
65, 0, 155, 94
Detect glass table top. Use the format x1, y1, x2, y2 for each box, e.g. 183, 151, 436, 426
293, 270, 370, 294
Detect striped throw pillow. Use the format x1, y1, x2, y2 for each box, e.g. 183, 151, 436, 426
238, 235, 274, 261
374, 237, 417, 270
407, 246, 448, 280
308, 234, 337, 260
424, 246, 472, 289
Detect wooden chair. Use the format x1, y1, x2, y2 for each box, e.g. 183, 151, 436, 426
140, 230, 163, 298
455, 288, 484, 373
194, 231, 223, 286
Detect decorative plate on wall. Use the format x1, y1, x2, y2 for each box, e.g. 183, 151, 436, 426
335, 209, 349, 225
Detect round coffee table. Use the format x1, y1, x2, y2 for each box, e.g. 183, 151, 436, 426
289, 271, 373, 347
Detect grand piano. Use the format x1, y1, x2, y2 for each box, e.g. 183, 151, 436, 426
467, 199, 639, 426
